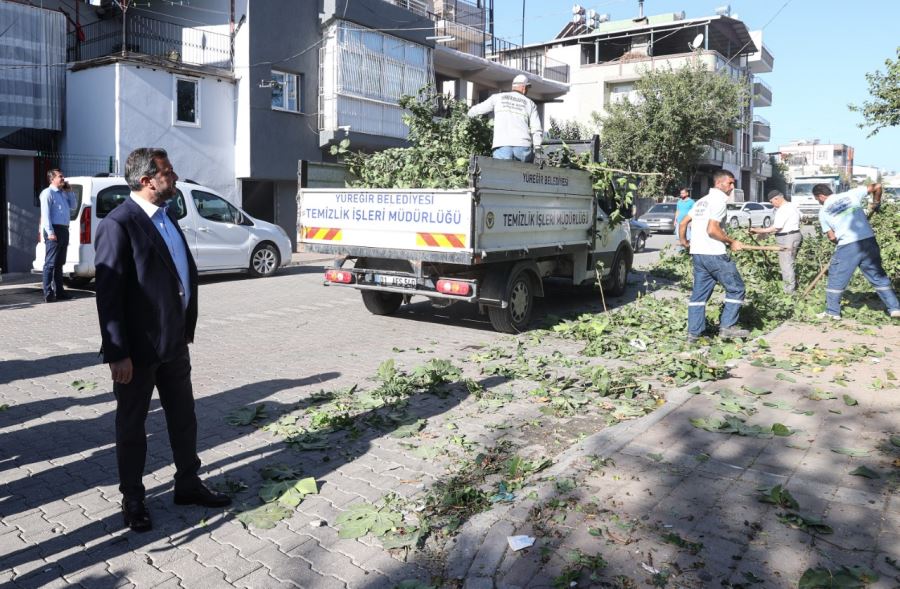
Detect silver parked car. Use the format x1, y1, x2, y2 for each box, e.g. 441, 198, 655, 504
33, 176, 293, 285
725, 202, 773, 229
628, 219, 650, 252
639, 203, 677, 233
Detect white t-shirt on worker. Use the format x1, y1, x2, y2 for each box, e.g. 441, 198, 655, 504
773, 201, 801, 233
689, 188, 729, 256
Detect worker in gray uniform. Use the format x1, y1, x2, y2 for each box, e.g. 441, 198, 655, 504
467, 74, 543, 163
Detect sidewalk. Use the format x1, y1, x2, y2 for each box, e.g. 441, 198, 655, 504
445, 321, 900, 588
0, 251, 333, 290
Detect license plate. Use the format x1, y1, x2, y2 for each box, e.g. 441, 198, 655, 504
374, 274, 416, 288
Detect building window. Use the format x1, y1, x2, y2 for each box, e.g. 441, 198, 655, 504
174, 76, 200, 126
607, 81, 640, 106
319, 22, 433, 140
271, 70, 301, 112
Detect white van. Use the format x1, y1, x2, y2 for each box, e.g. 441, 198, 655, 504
33, 176, 293, 286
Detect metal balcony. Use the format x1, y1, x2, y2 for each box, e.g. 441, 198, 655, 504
67, 14, 232, 70
752, 77, 772, 107
749, 43, 774, 74
699, 140, 738, 166
752, 116, 771, 142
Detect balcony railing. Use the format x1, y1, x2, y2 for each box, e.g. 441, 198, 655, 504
752, 115, 771, 142
68, 14, 232, 70
433, 19, 488, 58
701, 141, 738, 166
752, 76, 772, 107
378, 0, 431, 18
488, 41, 570, 84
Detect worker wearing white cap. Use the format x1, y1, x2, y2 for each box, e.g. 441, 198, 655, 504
467, 74, 543, 163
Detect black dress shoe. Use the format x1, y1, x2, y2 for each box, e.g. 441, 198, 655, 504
43, 294, 56, 303
122, 499, 152, 532
174, 484, 232, 508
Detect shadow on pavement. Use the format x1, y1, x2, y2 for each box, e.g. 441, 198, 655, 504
2, 368, 499, 587
0, 352, 101, 386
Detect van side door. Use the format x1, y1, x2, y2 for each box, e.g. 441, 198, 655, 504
189, 189, 252, 270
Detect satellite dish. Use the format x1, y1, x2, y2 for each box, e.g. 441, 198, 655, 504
689, 33, 704, 50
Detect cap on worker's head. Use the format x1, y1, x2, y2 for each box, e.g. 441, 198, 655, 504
767, 189, 784, 201
512, 74, 532, 87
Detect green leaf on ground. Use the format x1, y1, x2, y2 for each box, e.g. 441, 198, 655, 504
235, 502, 293, 529
335, 503, 402, 539
70, 379, 97, 392
771, 423, 795, 436
661, 532, 703, 554
690, 415, 773, 438
831, 447, 871, 457
647, 453, 664, 462
259, 477, 318, 507
777, 511, 833, 535
260, 465, 303, 481
741, 385, 772, 396
842, 394, 858, 407
849, 466, 880, 479
226, 404, 267, 426
687, 385, 702, 394
799, 565, 879, 588
0, 404, 8, 411
889, 435, 900, 448
775, 372, 797, 383
809, 389, 837, 401
391, 419, 427, 438
757, 485, 799, 509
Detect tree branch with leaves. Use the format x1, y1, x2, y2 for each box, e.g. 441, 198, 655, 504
849, 47, 900, 137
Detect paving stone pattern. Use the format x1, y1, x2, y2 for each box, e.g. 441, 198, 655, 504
1, 262, 899, 588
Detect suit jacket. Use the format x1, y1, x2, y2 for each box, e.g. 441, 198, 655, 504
95, 197, 199, 365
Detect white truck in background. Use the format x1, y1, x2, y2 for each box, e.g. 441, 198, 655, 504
790, 174, 846, 221
298, 157, 633, 333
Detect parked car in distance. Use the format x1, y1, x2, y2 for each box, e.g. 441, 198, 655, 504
629, 219, 650, 252
725, 202, 773, 229
33, 176, 293, 286
639, 203, 677, 233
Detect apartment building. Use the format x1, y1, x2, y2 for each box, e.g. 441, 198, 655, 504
0, 0, 563, 271
778, 140, 854, 183
495, 5, 775, 200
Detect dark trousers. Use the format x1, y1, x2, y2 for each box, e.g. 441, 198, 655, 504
42, 225, 69, 298
113, 346, 202, 500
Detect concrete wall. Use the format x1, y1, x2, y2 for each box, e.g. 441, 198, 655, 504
244, 0, 323, 181
63, 62, 237, 202
3, 154, 39, 273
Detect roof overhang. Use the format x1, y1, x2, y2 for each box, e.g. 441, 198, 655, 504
433, 46, 569, 101
526, 14, 757, 59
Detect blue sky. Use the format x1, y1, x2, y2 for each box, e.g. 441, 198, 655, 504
492, 0, 900, 173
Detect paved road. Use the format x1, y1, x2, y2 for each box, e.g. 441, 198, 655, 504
0, 258, 648, 588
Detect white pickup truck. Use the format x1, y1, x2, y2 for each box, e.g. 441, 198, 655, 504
298, 157, 633, 332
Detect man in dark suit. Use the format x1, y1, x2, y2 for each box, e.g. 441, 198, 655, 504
95, 147, 230, 532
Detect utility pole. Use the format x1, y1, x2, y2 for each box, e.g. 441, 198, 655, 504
521, 0, 525, 47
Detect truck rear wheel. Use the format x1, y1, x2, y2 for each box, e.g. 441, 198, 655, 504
488, 269, 534, 333
361, 291, 403, 315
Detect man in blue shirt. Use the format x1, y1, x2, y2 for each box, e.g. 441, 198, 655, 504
39, 169, 78, 302
814, 182, 899, 320
675, 188, 695, 243
95, 147, 230, 532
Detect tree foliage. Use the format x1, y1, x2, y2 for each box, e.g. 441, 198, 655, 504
333, 88, 492, 188
850, 47, 900, 136
596, 62, 748, 195
763, 155, 789, 196
547, 118, 595, 141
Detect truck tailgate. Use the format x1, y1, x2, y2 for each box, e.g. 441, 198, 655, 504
300, 189, 474, 263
